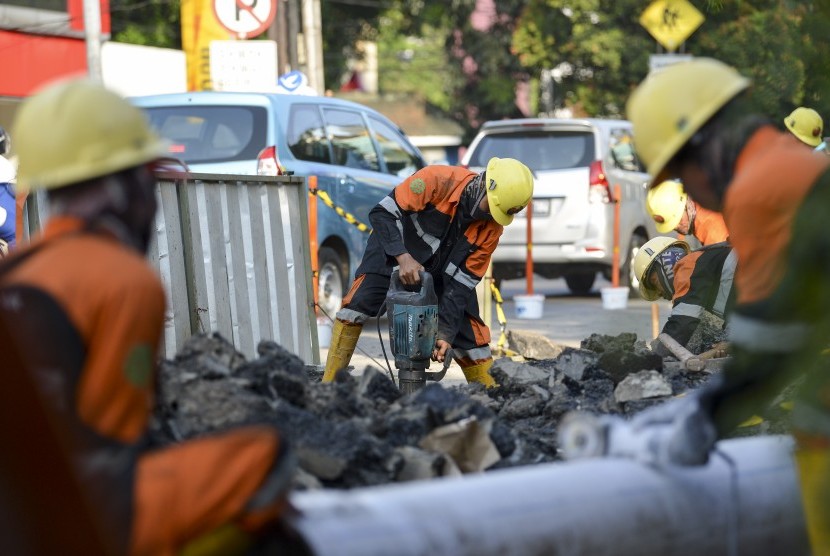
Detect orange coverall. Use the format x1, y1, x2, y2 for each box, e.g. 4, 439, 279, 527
0, 217, 293, 555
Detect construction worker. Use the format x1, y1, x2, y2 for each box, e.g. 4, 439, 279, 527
1, 79, 296, 555
646, 179, 728, 246
628, 57, 830, 553
634, 236, 735, 354
322, 158, 534, 387
784, 106, 825, 149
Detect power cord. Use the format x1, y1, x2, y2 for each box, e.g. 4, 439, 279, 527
315, 303, 396, 383
375, 306, 397, 387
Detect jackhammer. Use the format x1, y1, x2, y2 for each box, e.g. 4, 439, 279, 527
385, 270, 450, 394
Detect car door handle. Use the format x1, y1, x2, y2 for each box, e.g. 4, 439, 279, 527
340, 175, 358, 193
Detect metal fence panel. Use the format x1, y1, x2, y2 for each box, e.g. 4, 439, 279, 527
173, 173, 317, 363
24, 172, 318, 365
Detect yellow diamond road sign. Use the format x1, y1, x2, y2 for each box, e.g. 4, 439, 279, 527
640, 0, 705, 52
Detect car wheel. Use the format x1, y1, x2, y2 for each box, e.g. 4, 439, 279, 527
318, 247, 348, 319
565, 272, 596, 296
623, 233, 648, 296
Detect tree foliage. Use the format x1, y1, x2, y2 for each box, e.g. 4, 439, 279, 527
108, 0, 830, 137
110, 0, 181, 49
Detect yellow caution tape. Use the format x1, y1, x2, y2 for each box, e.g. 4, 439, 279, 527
311, 188, 371, 233
490, 281, 520, 358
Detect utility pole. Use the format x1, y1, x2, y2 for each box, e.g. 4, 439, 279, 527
83, 0, 103, 82
268, 0, 290, 75
301, 0, 324, 93
288, 0, 300, 70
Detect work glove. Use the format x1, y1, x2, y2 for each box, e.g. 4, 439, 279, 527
560, 378, 723, 468
626, 390, 718, 466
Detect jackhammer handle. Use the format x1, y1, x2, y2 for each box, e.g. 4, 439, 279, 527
390, 269, 433, 293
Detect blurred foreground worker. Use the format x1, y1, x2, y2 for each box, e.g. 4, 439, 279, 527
646, 179, 728, 245
634, 236, 735, 354
1, 80, 297, 556
628, 57, 830, 553
323, 158, 534, 387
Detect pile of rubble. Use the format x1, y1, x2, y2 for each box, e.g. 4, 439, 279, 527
149, 325, 771, 491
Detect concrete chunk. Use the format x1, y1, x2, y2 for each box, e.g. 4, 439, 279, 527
614, 371, 673, 403
491, 358, 550, 384
507, 329, 566, 360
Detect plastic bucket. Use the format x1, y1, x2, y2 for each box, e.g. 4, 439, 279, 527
317, 318, 333, 348
514, 294, 545, 319
600, 287, 629, 310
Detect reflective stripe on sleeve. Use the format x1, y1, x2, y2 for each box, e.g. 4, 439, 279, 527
673, 302, 704, 319
727, 313, 809, 352
445, 262, 479, 289
410, 214, 441, 253
712, 250, 737, 318
379, 195, 401, 217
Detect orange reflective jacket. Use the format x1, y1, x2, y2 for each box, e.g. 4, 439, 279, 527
692, 203, 729, 246
358, 165, 503, 341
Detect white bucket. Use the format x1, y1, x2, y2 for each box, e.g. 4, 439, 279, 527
514, 294, 545, 319
317, 318, 333, 348
600, 287, 629, 310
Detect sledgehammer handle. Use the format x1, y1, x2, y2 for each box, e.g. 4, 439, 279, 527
658, 333, 709, 372
657, 333, 694, 363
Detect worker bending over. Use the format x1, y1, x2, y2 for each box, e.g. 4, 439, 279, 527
634, 237, 735, 355
323, 158, 534, 387
1, 80, 296, 555
646, 179, 729, 246
628, 58, 830, 553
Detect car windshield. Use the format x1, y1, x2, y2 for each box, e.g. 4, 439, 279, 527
144, 105, 268, 164
468, 130, 595, 171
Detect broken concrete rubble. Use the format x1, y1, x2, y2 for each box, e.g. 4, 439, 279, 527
151, 331, 766, 492
614, 370, 673, 403
506, 329, 565, 360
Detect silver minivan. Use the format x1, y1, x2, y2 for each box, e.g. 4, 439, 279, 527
461, 118, 658, 294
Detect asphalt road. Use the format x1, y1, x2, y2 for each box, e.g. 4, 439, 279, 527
317, 274, 673, 387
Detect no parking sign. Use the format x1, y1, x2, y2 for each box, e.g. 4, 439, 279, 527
213, 0, 276, 39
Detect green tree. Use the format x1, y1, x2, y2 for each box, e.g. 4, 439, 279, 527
512, 0, 651, 117
110, 0, 182, 49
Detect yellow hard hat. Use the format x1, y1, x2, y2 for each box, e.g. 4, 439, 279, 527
485, 157, 534, 226
784, 107, 823, 147
633, 236, 690, 301
12, 79, 168, 192
627, 58, 751, 187
646, 180, 688, 234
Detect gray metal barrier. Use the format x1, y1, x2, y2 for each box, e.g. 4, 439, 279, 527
23, 172, 319, 364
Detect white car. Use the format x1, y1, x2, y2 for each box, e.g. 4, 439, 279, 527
462, 118, 658, 295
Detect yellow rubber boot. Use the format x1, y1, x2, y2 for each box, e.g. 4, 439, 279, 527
322, 319, 363, 382
795, 447, 830, 555
461, 359, 497, 388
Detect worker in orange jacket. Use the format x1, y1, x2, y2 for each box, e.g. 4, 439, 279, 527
628, 58, 830, 553
322, 158, 534, 387
633, 236, 735, 355
646, 179, 729, 246
0, 80, 296, 555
